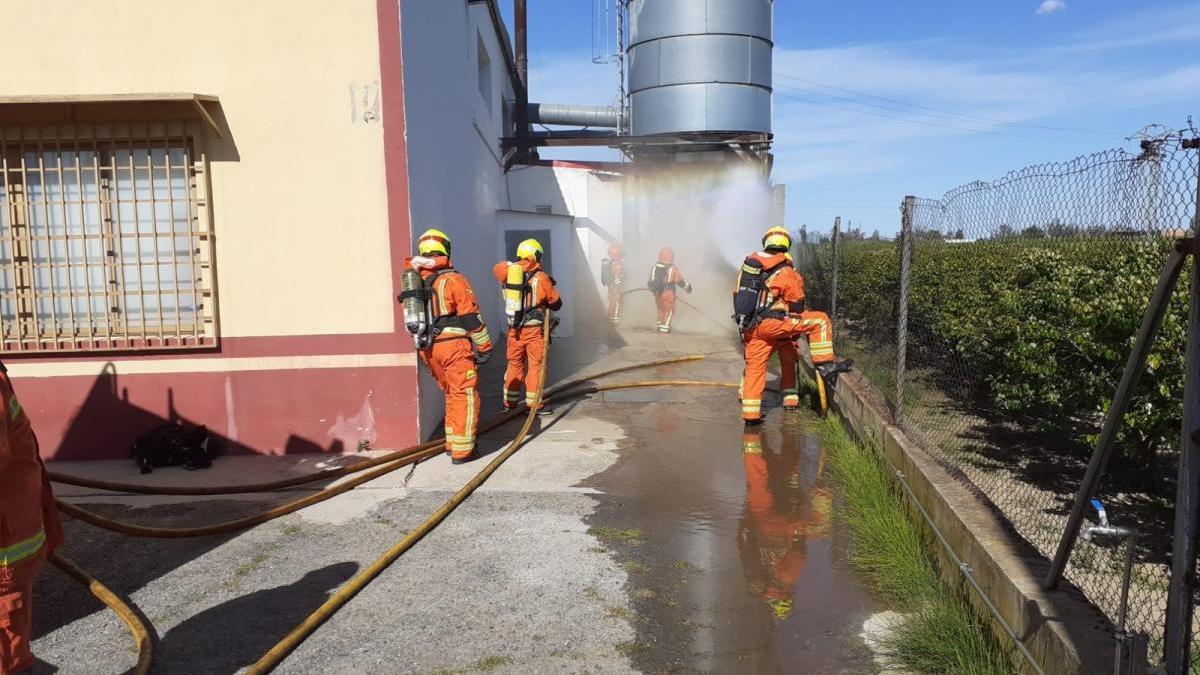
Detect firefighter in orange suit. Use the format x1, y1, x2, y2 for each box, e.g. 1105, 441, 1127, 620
648, 247, 692, 334
737, 227, 848, 425
493, 238, 562, 412
0, 363, 65, 674
603, 243, 625, 325
739, 426, 832, 621
405, 229, 493, 464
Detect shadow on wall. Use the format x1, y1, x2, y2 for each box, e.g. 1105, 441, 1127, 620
53, 363, 345, 461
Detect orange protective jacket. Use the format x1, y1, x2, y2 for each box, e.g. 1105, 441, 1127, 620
405, 255, 493, 353
0, 364, 64, 568
491, 258, 563, 326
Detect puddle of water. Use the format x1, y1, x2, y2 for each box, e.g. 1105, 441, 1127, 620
585, 392, 878, 674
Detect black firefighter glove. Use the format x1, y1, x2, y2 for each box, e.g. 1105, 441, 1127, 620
681, 281, 694, 294
476, 349, 493, 365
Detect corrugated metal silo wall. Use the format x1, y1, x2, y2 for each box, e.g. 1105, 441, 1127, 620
628, 0, 773, 136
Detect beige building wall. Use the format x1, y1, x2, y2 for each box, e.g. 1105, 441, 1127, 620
3, 0, 394, 338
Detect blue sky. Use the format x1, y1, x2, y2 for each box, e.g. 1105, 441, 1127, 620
502, 1, 1200, 234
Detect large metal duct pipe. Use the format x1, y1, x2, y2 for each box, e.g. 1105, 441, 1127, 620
628, 0, 773, 136
527, 103, 620, 128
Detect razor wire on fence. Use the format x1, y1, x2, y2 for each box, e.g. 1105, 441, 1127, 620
797, 130, 1200, 672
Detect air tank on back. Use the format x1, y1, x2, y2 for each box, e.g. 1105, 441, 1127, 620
627, 0, 773, 137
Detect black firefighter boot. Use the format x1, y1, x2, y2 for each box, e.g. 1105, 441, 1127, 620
815, 359, 853, 383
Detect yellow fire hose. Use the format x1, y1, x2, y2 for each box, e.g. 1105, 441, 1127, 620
620, 286, 733, 332
247, 316, 738, 673
48, 322, 734, 674
46, 355, 707, 496
48, 552, 153, 675
52, 355, 710, 540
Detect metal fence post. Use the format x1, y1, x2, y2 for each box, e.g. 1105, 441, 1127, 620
1163, 141, 1200, 674
831, 216, 841, 321
895, 197, 914, 423
1046, 245, 1187, 591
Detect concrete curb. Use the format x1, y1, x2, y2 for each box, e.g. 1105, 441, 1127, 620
804, 363, 1114, 675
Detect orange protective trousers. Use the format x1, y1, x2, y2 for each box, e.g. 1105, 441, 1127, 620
741, 437, 807, 605
607, 287, 622, 323
0, 551, 42, 675
654, 290, 676, 333
740, 312, 834, 421
503, 326, 546, 409
420, 338, 480, 459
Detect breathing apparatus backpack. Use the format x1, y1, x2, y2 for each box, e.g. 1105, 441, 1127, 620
503, 262, 532, 328
732, 256, 785, 330
648, 262, 670, 294
398, 267, 452, 349
600, 258, 613, 287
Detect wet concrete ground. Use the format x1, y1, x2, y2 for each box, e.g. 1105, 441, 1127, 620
31, 318, 877, 674
583, 331, 878, 674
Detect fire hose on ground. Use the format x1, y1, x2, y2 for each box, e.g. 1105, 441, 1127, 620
620, 286, 734, 333
246, 315, 739, 673
48, 551, 153, 675
46, 355, 707, 497
44, 329, 737, 672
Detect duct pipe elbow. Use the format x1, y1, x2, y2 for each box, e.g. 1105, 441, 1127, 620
527, 103, 620, 128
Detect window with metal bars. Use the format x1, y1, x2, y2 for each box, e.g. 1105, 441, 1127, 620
0, 123, 216, 352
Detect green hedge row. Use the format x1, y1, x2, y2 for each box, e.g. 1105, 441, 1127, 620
802, 237, 1186, 463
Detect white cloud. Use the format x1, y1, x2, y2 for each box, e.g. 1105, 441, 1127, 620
1047, 4, 1200, 52
1036, 0, 1066, 15
526, 4, 1199, 197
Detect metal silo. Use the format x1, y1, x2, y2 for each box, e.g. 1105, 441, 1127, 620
627, 0, 773, 137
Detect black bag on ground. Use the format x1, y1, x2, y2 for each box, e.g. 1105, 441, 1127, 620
131, 423, 213, 474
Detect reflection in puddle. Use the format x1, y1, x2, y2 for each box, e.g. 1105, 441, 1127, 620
739, 423, 832, 623
586, 392, 876, 674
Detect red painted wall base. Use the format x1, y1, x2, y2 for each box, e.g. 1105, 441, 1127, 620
16, 364, 420, 461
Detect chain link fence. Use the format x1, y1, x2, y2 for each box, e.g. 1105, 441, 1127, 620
798, 132, 1200, 670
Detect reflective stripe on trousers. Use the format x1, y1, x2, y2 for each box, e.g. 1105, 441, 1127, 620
0, 531, 44, 568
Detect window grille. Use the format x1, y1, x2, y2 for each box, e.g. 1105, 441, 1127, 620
0, 122, 216, 352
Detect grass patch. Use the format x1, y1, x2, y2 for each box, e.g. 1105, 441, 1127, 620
615, 641, 650, 656
822, 415, 1013, 675
821, 418, 937, 607
225, 551, 271, 590
472, 655, 512, 672
234, 553, 268, 578
587, 526, 643, 545
889, 599, 1012, 675
671, 560, 693, 571
619, 561, 650, 573
632, 588, 656, 600
432, 655, 513, 675
605, 605, 637, 621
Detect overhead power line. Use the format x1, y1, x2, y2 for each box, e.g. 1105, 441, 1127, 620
773, 87, 1060, 139
772, 73, 1119, 140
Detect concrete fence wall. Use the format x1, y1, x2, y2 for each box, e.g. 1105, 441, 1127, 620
800, 358, 1116, 675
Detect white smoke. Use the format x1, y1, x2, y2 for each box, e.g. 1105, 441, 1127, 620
620, 161, 774, 335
